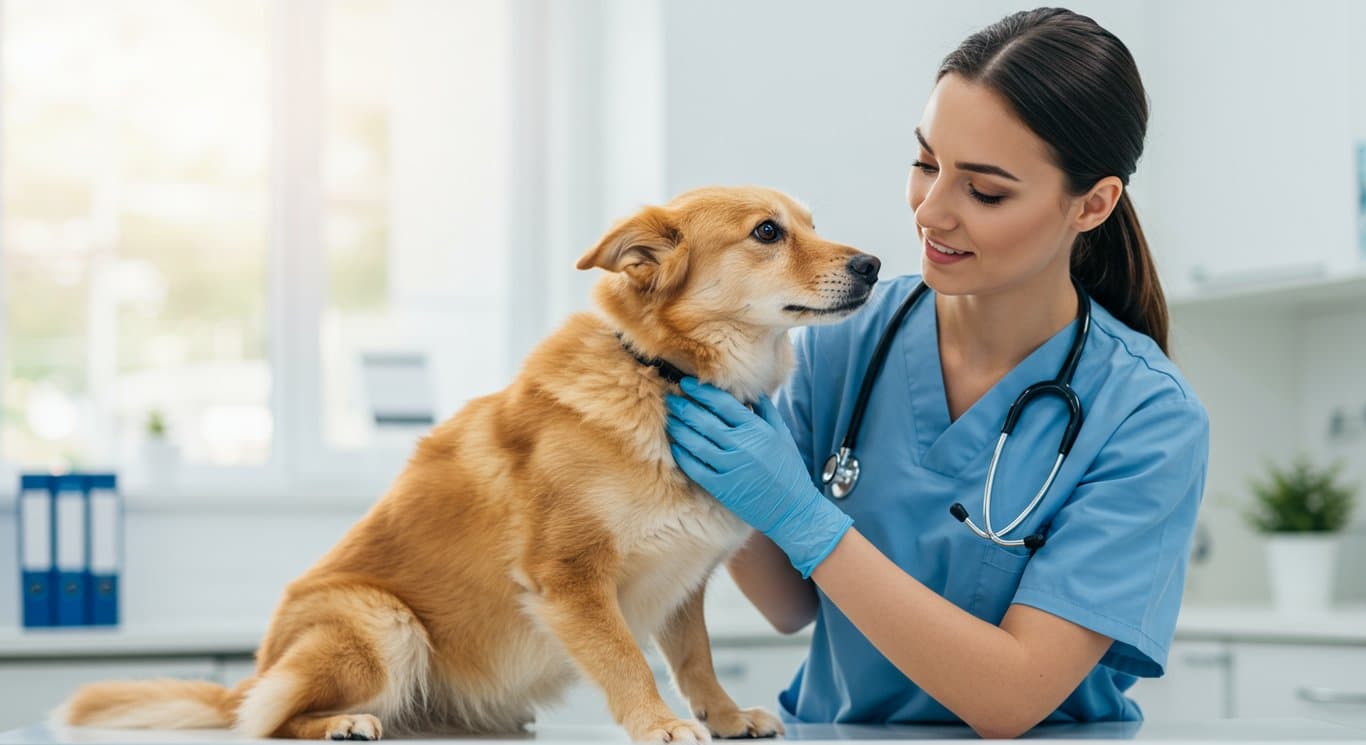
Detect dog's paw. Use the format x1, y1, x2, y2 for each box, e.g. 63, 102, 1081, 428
323, 714, 382, 741
698, 706, 784, 739
623, 708, 711, 744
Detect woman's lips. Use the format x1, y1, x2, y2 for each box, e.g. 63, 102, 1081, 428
924, 237, 973, 265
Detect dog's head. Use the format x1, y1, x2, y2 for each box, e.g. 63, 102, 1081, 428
577, 186, 879, 330
576, 186, 879, 394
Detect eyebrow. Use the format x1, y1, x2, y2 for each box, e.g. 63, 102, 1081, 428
915, 127, 1021, 182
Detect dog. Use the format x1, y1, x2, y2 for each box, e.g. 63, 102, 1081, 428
60, 186, 880, 742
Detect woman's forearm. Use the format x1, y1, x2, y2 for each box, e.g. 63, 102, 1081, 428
725, 531, 819, 634
810, 528, 1108, 738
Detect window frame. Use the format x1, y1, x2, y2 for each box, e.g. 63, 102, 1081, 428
0, 1, 583, 506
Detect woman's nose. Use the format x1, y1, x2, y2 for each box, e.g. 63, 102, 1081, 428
911, 180, 956, 234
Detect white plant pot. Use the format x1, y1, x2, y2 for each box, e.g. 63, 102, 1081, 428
141, 438, 182, 486
1265, 533, 1339, 611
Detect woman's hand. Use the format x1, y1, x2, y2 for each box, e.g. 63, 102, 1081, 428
665, 377, 852, 578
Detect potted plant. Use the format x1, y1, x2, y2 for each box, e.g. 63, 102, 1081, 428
1244, 456, 1357, 610
141, 408, 181, 485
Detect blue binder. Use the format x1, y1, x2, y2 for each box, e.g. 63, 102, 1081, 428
86, 473, 121, 626
17, 474, 56, 628
53, 474, 89, 626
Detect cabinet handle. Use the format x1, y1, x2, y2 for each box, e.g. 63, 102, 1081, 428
651, 663, 748, 681
1182, 652, 1231, 667
714, 663, 748, 681
1188, 261, 1325, 291
1296, 686, 1366, 705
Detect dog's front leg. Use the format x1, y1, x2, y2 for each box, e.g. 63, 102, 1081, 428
654, 580, 785, 739
530, 564, 708, 743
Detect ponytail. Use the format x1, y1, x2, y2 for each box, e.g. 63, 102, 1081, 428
1071, 192, 1168, 355
941, 8, 1171, 355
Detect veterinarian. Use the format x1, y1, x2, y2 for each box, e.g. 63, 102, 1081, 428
664, 8, 1208, 739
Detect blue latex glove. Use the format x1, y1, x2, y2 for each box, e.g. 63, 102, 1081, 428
665, 376, 853, 579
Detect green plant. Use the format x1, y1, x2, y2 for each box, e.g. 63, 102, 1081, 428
145, 409, 167, 439
1244, 456, 1357, 533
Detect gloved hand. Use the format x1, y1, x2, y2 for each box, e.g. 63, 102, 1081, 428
665, 376, 853, 579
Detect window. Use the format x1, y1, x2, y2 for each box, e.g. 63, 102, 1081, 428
1, 0, 539, 496
2, 1, 272, 472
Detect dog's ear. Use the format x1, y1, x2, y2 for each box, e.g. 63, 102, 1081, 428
575, 205, 686, 293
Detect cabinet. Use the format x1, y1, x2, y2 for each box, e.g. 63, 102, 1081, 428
1127, 638, 1366, 727
1233, 643, 1366, 729
1127, 640, 1231, 720
219, 657, 258, 688
1144, 1, 1364, 301
0, 659, 219, 732
537, 643, 807, 726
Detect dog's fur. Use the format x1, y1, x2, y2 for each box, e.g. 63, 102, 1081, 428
60, 186, 878, 742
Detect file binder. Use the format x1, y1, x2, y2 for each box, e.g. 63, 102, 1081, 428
87, 473, 120, 626
17, 474, 55, 628
53, 474, 89, 626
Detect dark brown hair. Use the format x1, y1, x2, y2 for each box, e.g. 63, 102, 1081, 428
938, 7, 1168, 354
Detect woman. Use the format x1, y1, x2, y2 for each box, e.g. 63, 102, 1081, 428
664, 7, 1209, 739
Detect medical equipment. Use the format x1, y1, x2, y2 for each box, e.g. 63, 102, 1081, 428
820, 277, 1091, 549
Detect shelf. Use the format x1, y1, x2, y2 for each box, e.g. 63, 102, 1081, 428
0, 626, 262, 661
1168, 267, 1366, 317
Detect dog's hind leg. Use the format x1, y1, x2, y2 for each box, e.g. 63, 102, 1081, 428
273, 712, 384, 741
234, 624, 389, 740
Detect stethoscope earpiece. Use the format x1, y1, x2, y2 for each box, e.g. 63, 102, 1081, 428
823, 279, 1091, 549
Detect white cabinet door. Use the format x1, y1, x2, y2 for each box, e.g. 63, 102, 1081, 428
1126, 640, 1230, 720
217, 656, 259, 688
1144, 1, 1362, 300
708, 645, 806, 714
536, 643, 807, 727
1233, 643, 1366, 728
0, 658, 219, 732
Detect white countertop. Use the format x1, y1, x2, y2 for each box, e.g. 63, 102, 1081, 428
1169, 606, 1366, 645
0, 621, 805, 660
3, 605, 1366, 660
2, 718, 1364, 743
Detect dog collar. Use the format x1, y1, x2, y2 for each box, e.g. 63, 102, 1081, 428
616, 333, 688, 385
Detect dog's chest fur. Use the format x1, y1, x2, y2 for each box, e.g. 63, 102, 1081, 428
614, 484, 752, 638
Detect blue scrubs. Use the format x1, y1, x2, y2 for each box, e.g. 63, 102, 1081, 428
772, 274, 1209, 724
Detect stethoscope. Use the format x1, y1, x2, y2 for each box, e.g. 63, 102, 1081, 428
820, 277, 1091, 550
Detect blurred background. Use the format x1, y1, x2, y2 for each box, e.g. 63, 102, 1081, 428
1, 0, 1365, 734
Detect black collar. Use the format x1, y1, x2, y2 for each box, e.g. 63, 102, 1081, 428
617, 333, 688, 385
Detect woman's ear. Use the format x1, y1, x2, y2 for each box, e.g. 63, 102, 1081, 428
575, 205, 687, 293
1074, 176, 1124, 233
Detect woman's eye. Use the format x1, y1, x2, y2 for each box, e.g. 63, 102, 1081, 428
968, 184, 1005, 206
751, 220, 783, 244
911, 160, 938, 175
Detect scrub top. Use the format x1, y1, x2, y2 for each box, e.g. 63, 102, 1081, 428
772, 273, 1209, 725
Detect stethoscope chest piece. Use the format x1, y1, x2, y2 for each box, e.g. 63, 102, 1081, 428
822, 447, 860, 499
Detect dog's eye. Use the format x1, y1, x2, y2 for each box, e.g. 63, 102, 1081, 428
751, 220, 783, 244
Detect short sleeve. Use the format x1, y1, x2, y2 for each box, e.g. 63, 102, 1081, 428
774, 326, 820, 488
1011, 398, 1210, 678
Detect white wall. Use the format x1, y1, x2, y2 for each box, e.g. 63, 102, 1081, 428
6, 0, 1365, 635
656, 0, 1366, 608
659, 0, 1152, 281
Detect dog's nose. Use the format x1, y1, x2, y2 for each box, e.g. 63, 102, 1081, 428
846, 254, 881, 284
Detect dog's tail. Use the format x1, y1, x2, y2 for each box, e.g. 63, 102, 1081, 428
57, 678, 244, 730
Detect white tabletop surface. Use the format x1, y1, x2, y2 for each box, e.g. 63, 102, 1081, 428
2, 719, 1364, 744
4, 606, 1366, 660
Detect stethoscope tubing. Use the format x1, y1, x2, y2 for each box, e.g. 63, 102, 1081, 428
821, 277, 1091, 550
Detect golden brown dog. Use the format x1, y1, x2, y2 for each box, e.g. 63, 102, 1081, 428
60, 186, 880, 742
